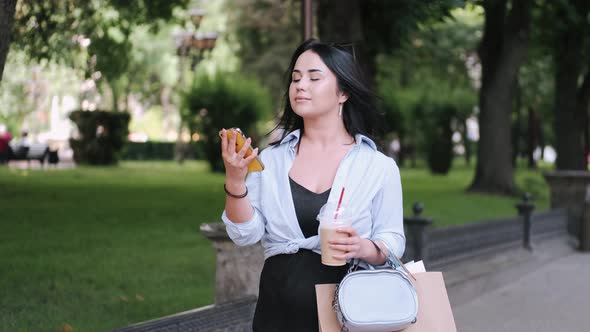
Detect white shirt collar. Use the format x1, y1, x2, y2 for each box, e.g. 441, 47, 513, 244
278, 129, 378, 151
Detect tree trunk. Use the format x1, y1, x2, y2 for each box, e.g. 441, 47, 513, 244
316, 0, 376, 87
316, 0, 363, 45
539, 111, 546, 161
577, 70, 590, 168
461, 121, 472, 166
512, 77, 522, 167
397, 135, 406, 167
0, 0, 17, 82
112, 83, 119, 112
526, 107, 538, 168
553, 1, 588, 171
469, 0, 532, 195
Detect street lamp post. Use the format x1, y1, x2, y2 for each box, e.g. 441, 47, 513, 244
301, 0, 313, 41
173, 8, 218, 163
189, 8, 205, 27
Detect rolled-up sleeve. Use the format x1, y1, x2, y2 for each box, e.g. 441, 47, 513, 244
371, 159, 406, 259
221, 170, 266, 246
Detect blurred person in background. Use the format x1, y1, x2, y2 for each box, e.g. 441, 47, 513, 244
12, 130, 31, 158
0, 124, 13, 164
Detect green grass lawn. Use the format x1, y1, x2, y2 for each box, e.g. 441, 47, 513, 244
0, 160, 549, 331
401, 161, 550, 226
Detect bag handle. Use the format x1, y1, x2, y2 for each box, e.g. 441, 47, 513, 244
368, 239, 416, 281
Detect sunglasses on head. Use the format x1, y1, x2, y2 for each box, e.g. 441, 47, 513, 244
330, 42, 357, 60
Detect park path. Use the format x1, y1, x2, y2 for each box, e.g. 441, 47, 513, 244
449, 236, 590, 332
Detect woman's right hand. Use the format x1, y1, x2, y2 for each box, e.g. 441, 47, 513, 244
220, 128, 259, 186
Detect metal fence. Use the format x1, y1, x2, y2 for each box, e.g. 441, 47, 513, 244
403, 208, 568, 269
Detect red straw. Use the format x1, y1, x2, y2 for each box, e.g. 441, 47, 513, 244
334, 187, 345, 220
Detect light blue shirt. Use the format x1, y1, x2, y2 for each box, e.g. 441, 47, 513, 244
222, 129, 405, 263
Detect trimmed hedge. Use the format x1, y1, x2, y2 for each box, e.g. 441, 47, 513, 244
380, 83, 475, 174
69, 110, 130, 165
425, 106, 454, 174
182, 72, 272, 172
122, 141, 205, 160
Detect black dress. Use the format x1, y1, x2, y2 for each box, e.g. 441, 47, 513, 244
252, 178, 349, 332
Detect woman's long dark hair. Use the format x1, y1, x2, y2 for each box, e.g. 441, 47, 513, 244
269, 38, 384, 146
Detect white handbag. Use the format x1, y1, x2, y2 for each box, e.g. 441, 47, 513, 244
333, 241, 418, 332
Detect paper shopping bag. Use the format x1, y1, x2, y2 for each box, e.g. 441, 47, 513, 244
316, 271, 457, 332
403, 272, 457, 332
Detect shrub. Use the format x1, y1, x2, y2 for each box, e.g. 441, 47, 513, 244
182, 72, 272, 172
380, 81, 476, 174
69, 110, 130, 165
425, 106, 454, 174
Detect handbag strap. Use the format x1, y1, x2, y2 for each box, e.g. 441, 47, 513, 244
368, 239, 416, 281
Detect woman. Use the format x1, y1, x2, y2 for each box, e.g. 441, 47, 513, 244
220, 39, 405, 331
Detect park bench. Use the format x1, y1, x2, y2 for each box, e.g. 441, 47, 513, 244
7, 143, 56, 165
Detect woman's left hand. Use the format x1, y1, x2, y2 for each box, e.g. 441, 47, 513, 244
329, 226, 368, 260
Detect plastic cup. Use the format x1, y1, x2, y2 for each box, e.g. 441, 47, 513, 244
317, 202, 353, 266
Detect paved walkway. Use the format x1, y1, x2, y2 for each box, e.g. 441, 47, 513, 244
448, 237, 590, 332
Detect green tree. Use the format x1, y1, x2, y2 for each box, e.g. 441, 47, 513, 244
317, 0, 454, 87
0, 49, 86, 134
516, 52, 554, 169
0, 0, 189, 83
544, 0, 590, 170
377, 6, 480, 166
225, 0, 301, 105
0, 52, 34, 132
